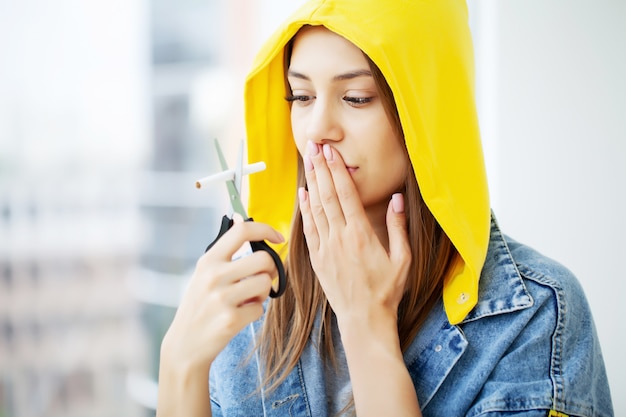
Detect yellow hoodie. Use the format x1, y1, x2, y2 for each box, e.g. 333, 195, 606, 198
243, 0, 490, 325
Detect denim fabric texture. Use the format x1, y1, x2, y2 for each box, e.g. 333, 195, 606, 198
209, 216, 613, 416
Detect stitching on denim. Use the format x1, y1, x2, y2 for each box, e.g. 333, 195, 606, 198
515, 264, 566, 410
248, 322, 268, 416
461, 222, 534, 324
517, 264, 598, 417
296, 360, 312, 416
413, 323, 467, 410
550, 275, 566, 410
467, 396, 553, 416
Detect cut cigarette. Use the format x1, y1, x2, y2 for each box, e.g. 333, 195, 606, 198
195, 162, 266, 189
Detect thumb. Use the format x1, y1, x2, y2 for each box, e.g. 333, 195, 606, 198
386, 193, 410, 262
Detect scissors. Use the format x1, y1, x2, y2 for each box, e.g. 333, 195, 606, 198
203, 139, 286, 298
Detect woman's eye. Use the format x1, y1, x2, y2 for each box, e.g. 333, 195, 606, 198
285, 95, 314, 103
343, 96, 373, 106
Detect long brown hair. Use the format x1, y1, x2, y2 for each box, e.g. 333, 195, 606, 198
257, 30, 457, 393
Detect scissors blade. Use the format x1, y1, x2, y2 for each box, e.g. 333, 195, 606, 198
234, 140, 244, 196
214, 139, 249, 219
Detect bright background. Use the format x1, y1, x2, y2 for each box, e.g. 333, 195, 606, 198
0, 1, 623, 416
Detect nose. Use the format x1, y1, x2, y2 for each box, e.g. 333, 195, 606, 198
305, 97, 343, 145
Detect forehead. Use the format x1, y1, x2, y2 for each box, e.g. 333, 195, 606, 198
288, 26, 369, 71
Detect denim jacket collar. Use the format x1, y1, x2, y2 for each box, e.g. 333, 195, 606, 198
402, 215, 534, 408
461, 216, 534, 323
211, 216, 538, 415
266, 216, 536, 413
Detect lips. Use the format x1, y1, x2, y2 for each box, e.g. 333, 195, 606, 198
331, 148, 356, 173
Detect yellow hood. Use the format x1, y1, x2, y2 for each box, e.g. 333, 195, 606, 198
244, 0, 490, 324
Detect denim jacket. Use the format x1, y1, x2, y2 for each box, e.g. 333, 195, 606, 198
209, 217, 613, 416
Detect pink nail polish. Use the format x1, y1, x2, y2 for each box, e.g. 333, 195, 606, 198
298, 187, 307, 202
322, 144, 333, 161
392, 193, 404, 213
307, 140, 319, 156
303, 154, 313, 172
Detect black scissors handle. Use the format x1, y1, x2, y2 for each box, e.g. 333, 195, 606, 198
205, 215, 286, 298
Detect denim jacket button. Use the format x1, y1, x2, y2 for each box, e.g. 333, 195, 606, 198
434, 344, 442, 352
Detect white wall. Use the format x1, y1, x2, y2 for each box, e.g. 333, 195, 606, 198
471, 1, 626, 413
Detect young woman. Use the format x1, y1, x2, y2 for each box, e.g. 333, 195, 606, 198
157, 1, 613, 416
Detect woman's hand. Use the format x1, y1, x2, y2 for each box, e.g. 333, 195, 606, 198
160, 220, 284, 370
299, 141, 420, 416
157, 220, 283, 417
298, 140, 411, 326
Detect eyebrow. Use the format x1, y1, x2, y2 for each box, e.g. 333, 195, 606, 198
287, 69, 372, 82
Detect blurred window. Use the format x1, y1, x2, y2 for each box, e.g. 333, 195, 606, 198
1, 265, 11, 289
0, 203, 9, 222
1, 320, 14, 347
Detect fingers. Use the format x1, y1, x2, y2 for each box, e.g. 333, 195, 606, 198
298, 186, 320, 252
303, 141, 364, 235
320, 144, 366, 221
386, 193, 411, 266
206, 221, 284, 261
167, 221, 282, 367
229, 272, 273, 307
303, 142, 332, 236
204, 247, 279, 288
199, 220, 282, 297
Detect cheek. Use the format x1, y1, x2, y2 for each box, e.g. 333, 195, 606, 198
378, 140, 409, 188
383, 154, 408, 189
359, 144, 408, 207
291, 113, 307, 156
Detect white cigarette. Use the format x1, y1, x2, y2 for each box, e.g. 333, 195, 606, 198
195, 162, 266, 189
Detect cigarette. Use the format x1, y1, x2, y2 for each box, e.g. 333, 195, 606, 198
195, 162, 266, 189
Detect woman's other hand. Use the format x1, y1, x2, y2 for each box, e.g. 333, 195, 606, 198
160, 220, 284, 370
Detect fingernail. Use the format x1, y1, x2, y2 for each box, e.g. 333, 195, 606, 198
322, 144, 333, 161
303, 154, 313, 172
307, 140, 319, 156
298, 187, 307, 203
392, 193, 404, 213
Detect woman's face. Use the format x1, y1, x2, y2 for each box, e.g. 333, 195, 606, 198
287, 26, 408, 213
